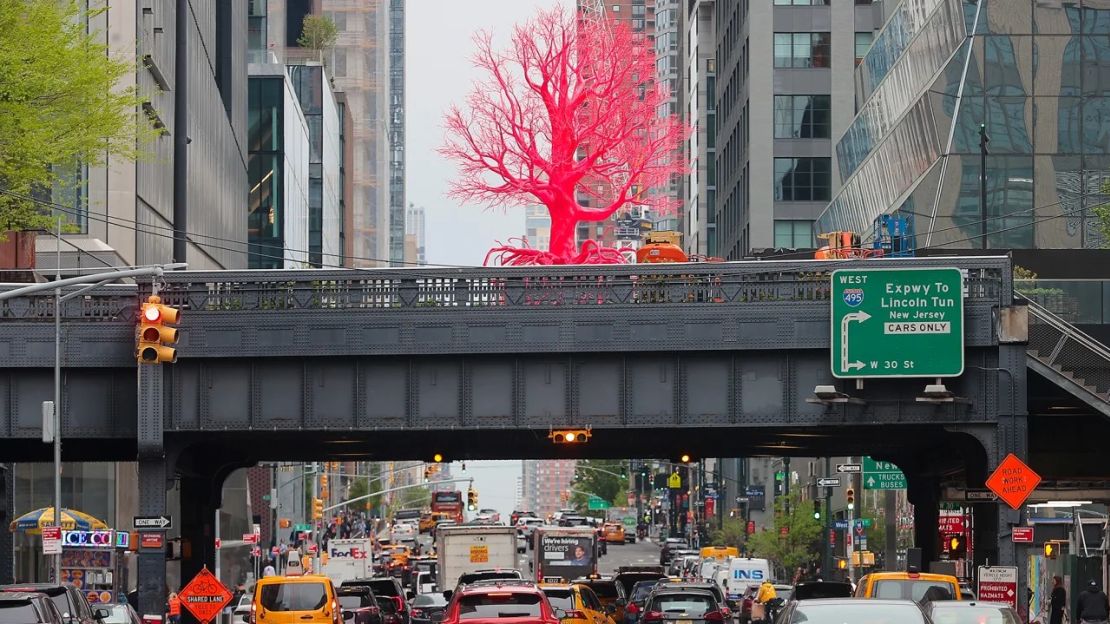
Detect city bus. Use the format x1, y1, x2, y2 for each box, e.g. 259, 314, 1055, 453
431, 490, 464, 523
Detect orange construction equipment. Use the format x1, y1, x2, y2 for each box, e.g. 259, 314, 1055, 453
636, 231, 688, 263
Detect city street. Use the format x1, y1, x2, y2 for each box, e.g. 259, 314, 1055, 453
597, 539, 662, 575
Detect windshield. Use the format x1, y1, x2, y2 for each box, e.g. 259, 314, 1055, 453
791, 603, 925, 623
260, 583, 329, 611
630, 584, 656, 603
585, 584, 617, 599
413, 595, 446, 608
930, 606, 1019, 624
872, 580, 955, 602
0, 603, 39, 624
649, 595, 715, 617
338, 596, 369, 610
49, 595, 72, 618
542, 590, 574, 612
457, 594, 542, 619
102, 606, 134, 624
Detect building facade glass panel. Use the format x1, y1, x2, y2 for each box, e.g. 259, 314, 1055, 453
773, 95, 831, 138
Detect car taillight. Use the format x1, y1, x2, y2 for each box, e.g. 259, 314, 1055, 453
250, 602, 258, 624
641, 611, 664, 623
703, 611, 724, 623
332, 600, 342, 624
411, 610, 425, 619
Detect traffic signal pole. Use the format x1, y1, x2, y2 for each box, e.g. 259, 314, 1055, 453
824, 457, 832, 578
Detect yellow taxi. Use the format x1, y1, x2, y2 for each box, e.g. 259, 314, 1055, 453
251, 574, 340, 624
699, 546, 739, 560
381, 544, 411, 572
602, 523, 626, 544
855, 571, 963, 601
540, 583, 616, 624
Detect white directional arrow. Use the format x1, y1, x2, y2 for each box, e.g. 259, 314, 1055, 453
866, 476, 876, 487
840, 311, 871, 373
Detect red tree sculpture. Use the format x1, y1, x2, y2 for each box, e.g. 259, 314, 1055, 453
442, 8, 689, 265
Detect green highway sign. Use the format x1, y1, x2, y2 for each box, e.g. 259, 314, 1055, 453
587, 496, 610, 510
294, 523, 312, 532
830, 268, 964, 378
864, 457, 907, 490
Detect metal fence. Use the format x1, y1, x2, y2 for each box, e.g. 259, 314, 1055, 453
1022, 294, 1110, 402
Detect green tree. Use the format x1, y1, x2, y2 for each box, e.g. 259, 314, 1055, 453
0, 0, 145, 232
745, 493, 823, 578
297, 14, 338, 57
710, 517, 748, 549
570, 460, 629, 509
346, 477, 381, 515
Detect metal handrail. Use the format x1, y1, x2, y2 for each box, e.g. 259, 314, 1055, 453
1019, 294, 1110, 363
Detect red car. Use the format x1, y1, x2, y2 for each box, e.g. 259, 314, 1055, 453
440, 581, 559, 624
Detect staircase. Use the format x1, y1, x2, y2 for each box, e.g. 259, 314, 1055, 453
1019, 294, 1110, 418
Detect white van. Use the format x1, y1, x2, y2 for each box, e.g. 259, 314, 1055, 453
726, 557, 771, 600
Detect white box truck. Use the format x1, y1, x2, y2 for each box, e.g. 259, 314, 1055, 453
435, 525, 518, 589
321, 538, 374, 584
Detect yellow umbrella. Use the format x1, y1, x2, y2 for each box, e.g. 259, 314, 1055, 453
9, 507, 109, 535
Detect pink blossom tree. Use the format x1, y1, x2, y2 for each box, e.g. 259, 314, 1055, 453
442, 8, 689, 265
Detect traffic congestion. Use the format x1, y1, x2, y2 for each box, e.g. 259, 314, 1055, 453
142, 503, 1026, 624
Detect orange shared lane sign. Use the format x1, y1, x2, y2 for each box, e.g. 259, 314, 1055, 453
178, 566, 233, 624
986, 453, 1041, 510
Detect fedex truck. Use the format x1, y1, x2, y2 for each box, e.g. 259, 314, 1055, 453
322, 538, 374, 584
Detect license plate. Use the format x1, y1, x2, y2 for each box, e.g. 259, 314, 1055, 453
677, 620, 693, 624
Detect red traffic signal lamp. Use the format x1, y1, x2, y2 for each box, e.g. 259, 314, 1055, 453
550, 429, 591, 444
137, 295, 181, 364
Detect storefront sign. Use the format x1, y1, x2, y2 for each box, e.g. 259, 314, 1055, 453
115, 531, 130, 549
62, 530, 115, 548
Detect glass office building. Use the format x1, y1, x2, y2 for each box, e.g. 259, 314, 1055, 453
818, 0, 1110, 250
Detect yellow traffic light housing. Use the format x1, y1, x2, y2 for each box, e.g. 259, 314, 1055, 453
550, 428, 591, 444
320, 474, 328, 488
467, 487, 478, 511
137, 295, 181, 364
312, 497, 324, 520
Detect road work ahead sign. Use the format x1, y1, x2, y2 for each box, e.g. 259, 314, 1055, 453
830, 267, 964, 378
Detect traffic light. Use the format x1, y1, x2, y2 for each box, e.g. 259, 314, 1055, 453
136, 295, 181, 364
948, 535, 967, 559
813, 500, 821, 520
846, 487, 855, 510
1044, 541, 1059, 559
432, 453, 444, 463
679, 454, 692, 463
467, 487, 478, 511
550, 429, 591, 444
837, 558, 847, 570
320, 473, 328, 488
312, 498, 324, 520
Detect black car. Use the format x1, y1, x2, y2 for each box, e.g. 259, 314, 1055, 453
337, 586, 385, 624
0, 584, 103, 624
658, 539, 688, 566
342, 578, 411, 624
0, 592, 67, 624
624, 580, 662, 624
791, 581, 853, 602
409, 594, 447, 624
641, 586, 726, 624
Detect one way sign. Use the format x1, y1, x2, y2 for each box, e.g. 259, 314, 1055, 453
134, 515, 172, 529
836, 464, 861, 473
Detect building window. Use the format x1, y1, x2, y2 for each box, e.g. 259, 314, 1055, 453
855, 32, 874, 65
773, 33, 831, 68
774, 220, 815, 248
773, 157, 831, 201
773, 95, 831, 138
612, 4, 620, 10
773, 0, 829, 4
632, 4, 645, 16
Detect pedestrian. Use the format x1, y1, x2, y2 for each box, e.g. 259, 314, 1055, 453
167, 592, 181, 624
754, 580, 778, 623
1077, 579, 1109, 624
1050, 576, 1067, 624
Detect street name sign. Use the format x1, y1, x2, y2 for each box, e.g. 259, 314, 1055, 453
836, 464, 861, 474
986, 453, 1041, 510
134, 515, 172, 529
863, 457, 907, 490
817, 478, 841, 487
977, 566, 1018, 610
830, 268, 964, 378
833, 519, 872, 529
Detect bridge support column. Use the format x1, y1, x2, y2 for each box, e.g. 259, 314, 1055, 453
178, 472, 220, 597
137, 364, 168, 619
0, 464, 13, 584
908, 473, 940, 566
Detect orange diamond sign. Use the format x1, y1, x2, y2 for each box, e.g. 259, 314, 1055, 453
986, 453, 1042, 510
178, 566, 233, 624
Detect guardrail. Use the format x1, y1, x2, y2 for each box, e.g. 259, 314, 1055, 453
0, 257, 1008, 320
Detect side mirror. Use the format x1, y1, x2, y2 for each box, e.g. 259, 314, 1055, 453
442, 591, 453, 602
343, 611, 355, 621
406, 591, 415, 601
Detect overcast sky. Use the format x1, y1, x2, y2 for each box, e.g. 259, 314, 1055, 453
406, 0, 572, 518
